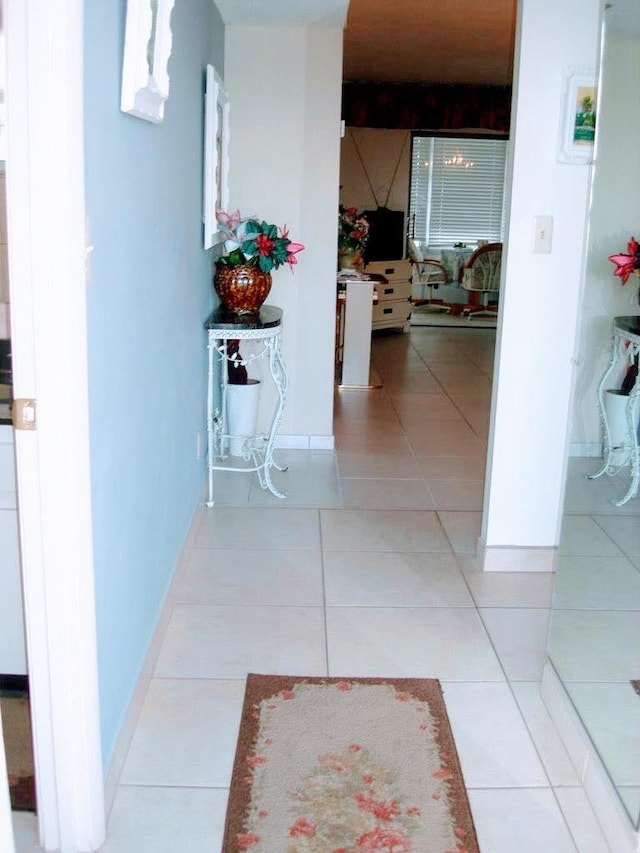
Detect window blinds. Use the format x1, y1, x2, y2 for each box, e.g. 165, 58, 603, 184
409, 136, 507, 248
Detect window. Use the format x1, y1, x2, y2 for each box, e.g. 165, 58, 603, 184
409, 135, 508, 248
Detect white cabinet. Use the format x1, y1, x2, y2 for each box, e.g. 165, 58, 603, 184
339, 280, 375, 387
0, 424, 26, 675
365, 259, 412, 332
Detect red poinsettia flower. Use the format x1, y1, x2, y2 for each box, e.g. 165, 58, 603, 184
628, 237, 640, 255
213, 208, 305, 273
608, 252, 638, 284
255, 233, 275, 257
285, 242, 305, 266
609, 234, 640, 284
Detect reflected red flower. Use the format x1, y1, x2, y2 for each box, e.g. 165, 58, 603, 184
609, 253, 638, 284
609, 234, 640, 284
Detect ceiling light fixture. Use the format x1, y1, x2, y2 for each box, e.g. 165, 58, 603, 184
443, 154, 474, 168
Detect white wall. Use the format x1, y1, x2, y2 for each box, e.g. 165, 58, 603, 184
340, 128, 410, 216
225, 26, 343, 445
481, 0, 601, 566
84, 0, 223, 765
570, 35, 640, 451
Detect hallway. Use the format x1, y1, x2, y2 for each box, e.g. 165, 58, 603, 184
13, 324, 612, 851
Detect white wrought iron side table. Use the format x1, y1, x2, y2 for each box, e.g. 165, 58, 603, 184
587, 315, 640, 506
205, 305, 287, 506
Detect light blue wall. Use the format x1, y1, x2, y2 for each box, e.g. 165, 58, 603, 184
83, 0, 224, 767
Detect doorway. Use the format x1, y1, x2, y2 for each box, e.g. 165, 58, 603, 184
3, 1, 105, 848
336, 125, 500, 521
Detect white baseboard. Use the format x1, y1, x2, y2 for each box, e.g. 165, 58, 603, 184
477, 538, 557, 572
541, 661, 640, 853
274, 434, 335, 450
569, 442, 601, 457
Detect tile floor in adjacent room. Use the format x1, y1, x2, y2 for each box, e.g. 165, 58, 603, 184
12, 324, 621, 851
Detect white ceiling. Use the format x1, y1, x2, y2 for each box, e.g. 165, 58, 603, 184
213, 0, 349, 28
213, 0, 518, 86
212, 1, 640, 85
343, 0, 516, 86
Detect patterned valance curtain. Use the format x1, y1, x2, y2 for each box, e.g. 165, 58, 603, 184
342, 82, 511, 134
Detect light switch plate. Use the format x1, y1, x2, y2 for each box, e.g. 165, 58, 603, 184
533, 215, 553, 253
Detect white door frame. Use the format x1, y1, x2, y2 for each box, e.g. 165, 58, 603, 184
5, 1, 105, 850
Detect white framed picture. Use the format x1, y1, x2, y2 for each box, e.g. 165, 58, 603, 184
120, 0, 176, 124
203, 65, 230, 250
558, 68, 597, 164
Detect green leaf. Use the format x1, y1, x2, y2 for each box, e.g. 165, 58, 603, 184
240, 239, 258, 257
244, 219, 261, 236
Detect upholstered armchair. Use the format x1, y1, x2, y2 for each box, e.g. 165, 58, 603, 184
459, 242, 502, 319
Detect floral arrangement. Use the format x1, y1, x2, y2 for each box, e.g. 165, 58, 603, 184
609, 236, 640, 284
214, 207, 304, 273
338, 205, 370, 253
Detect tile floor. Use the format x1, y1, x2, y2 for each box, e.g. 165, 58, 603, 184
12, 324, 621, 851
554, 458, 640, 825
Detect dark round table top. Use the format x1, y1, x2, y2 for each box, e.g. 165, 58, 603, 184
204, 305, 282, 331
615, 316, 640, 337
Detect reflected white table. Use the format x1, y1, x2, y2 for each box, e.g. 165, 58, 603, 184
587, 315, 640, 505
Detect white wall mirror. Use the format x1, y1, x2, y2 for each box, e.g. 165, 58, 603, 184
120, 0, 176, 124
203, 64, 230, 250
547, 0, 640, 830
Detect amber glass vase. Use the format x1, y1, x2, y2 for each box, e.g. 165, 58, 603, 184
213, 264, 272, 314
338, 248, 364, 272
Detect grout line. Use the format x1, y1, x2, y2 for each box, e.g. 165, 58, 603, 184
318, 507, 331, 678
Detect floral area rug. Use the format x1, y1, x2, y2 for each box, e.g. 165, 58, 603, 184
223, 675, 478, 852
0, 676, 36, 812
